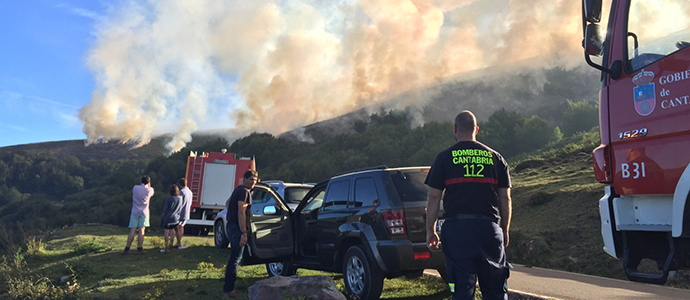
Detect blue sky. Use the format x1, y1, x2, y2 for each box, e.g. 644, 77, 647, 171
0, 1, 107, 147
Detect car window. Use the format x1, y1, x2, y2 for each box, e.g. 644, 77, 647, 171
323, 180, 349, 211
252, 189, 267, 204
390, 170, 428, 202
353, 177, 378, 207
303, 189, 326, 213
263, 193, 278, 208
284, 187, 311, 203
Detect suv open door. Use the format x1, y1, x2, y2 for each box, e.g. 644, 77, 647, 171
242, 184, 294, 265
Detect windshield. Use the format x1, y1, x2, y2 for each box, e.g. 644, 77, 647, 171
627, 0, 690, 71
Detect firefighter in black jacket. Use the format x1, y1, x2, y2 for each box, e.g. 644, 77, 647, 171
425, 110, 513, 300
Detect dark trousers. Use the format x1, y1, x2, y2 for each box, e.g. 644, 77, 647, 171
223, 223, 245, 293
440, 216, 509, 300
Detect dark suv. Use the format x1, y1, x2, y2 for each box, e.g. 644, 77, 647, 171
241, 166, 445, 300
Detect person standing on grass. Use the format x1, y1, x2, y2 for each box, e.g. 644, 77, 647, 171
223, 169, 258, 298
160, 185, 183, 253
425, 110, 513, 300
123, 176, 155, 255
175, 178, 193, 250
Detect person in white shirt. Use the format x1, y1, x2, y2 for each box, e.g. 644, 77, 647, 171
123, 176, 154, 255
175, 178, 193, 250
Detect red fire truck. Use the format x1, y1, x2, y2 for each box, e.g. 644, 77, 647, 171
183, 150, 254, 235
582, 0, 690, 284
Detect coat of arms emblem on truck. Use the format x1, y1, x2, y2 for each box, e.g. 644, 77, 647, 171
633, 69, 656, 116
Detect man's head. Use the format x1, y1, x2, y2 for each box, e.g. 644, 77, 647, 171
178, 178, 187, 188
242, 169, 259, 189
454, 110, 478, 141
141, 176, 151, 185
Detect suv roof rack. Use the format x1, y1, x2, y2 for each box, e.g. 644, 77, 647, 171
334, 165, 388, 177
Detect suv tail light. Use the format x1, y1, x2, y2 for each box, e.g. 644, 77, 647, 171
414, 251, 430, 260
381, 209, 406, 236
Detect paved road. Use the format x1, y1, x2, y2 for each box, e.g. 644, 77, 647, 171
425, 264, 690, 300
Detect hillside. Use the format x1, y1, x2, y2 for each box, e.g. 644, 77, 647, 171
0, 139, 165, 164
0, 133, 234, 164
280, 65, 599, 144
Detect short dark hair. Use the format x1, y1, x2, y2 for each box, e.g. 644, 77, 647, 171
454, 110, 477, 133
178, 178, 187, 187
243, 169, 258, 179
141, 176, 151, 185
169, 185, 179, 196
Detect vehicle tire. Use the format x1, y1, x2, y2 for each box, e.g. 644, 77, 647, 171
265, 262, 297, 277
214, 221, 229, 249
343, 245, 384, 300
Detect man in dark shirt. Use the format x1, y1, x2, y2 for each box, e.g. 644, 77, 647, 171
425, 110, 512, 300
223, 169, 258, 298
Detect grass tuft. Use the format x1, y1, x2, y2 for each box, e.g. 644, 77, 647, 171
73, 237, 112, 255
26, 237, 46, 257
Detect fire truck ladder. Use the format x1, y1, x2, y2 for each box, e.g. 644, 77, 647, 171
189, 157, 203, 203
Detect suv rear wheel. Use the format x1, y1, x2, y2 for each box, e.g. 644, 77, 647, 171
266, 262, 297, 277
343, 245, 384, 300
214, 221, 229, 249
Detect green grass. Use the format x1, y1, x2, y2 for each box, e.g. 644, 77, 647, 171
1, 224, 452, 300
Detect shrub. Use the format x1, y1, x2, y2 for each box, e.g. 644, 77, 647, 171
561, 100, 598, 137
0, 250, 80, 299
25, 237, 46, 256
73, 237, 111, 255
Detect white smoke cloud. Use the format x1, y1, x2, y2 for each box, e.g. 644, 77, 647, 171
79, 0, 590, 152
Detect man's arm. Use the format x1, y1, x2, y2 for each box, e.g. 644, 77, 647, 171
498, 187, 512, 248
426, 187, 443, 250
237, 200, 249, 246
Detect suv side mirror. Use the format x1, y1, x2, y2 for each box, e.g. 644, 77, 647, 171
263, 205, 278, 215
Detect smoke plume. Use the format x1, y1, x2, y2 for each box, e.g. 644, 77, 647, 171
79, 0, 588, 152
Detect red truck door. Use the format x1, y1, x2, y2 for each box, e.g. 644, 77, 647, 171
606, 2, 690, 197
